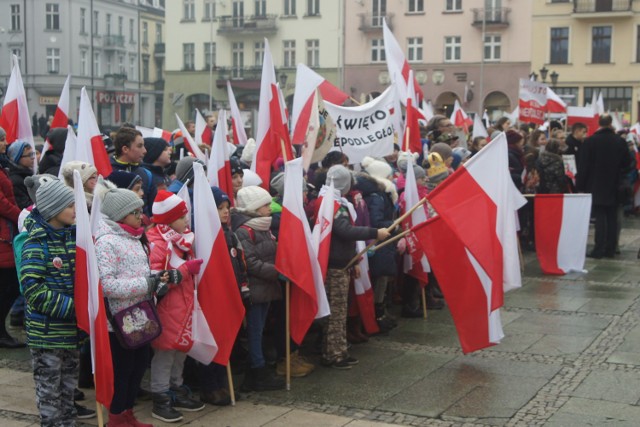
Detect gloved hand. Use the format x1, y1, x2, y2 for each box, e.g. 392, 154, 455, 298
159, 269, 183, 286
147, 275, 170, 297
184, 259, 204, 275
278, 273, 289, 283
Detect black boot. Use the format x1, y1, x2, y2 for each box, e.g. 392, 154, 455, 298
251, 366, 285, 392
151, 392, 183, 423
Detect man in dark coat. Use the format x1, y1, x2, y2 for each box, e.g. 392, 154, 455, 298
565, 122, 587, 168
577, 115, 632, 258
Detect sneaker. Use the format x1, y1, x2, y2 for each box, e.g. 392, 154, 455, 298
152, 393, 183, 423
74, 403, 96, 419
344, 356, 359, 366
74, 388, 85, 401
330, 359, 352, 370
170, 386, 205, 412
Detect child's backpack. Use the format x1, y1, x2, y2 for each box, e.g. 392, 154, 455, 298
13, 233, 48, 294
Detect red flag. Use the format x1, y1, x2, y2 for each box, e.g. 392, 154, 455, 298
51, 75, 71, 129
311, 182, 339, 279
450, 100, 473, 132
401, 159, 430, 285
276, 158, 329, 344
353, 241, 379, 334
207, 110, 234, 205
227, 81, 249, 146
195, 108, 211, 146
252, 39, 294, 190
193, 163, 245, 364
77, 87, 112, 176
546, 87, 567, 114
427, 133, 527, 310
567, 106, 599, 137
403, 70, 424, 154
175, 113, 207, 162
72, 171, 114, 409
414, 216, 503, 354
383, 19, 423, 104
534, 194, 591, 275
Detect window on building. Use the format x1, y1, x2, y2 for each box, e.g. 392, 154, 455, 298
283, 40, 296, 67
232, 42, 244, 78
408, 0, 424, 13
255, 0, 266, 16
129, 19, 135, 42
11, 49, 22, 69
156, 23, 162, 42
637, 25, 640, 62
584, 87, 631, 113
372, 0, 386, 26
80, 8, 87, 34
143, 22, 148, 45
284, 0, 296, 15
46, 3, 60, 30
93, 11, 99, 35
118, 54, 125, 74
232, 1, 244, 27
550, 27, 569, 64
306, 39, 319, 67
106, 13, 112, 35
255, 41, 265, 66
118, 16, 123, 36
371, 38, 385, 62
129, 55, 136, 80
484, 34, 501, 61
444, 36, 461, 62
183, 43, 195, 70
142, 57, 149, 82
81, 50, 88, 76
205, 42, 216, 69
183, 0, 195, 21
407, 37, 422, 62
47, 48, 60, 73
94, 51, 101, 75
592, 26, 611, 63
445, 0, 462, 11
307, 0, 319, 16
106, 53, 113, 74
204, 0, 216, 20
11, 4, 21, 32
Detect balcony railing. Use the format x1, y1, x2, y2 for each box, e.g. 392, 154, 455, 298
103, 35, 125, 49
471, 8, 511, 27
358, 13, 394, 32
218, 14, 278, 34
573, 0, 632, 13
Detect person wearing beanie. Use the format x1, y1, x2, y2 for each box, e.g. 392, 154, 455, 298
19, 174, 57, 230
94, 181, 180, 426
506, 129, 526, 192
429, 142, 454, 168
21, 178, 79, 426
230, 185, 286, 392
170, 157, 206, 190
39, 127, 68, 176
106, 170, 144, 199
147, 190, 205, 421
452, 147, 472, 170
230, 157, 244, 203
197, 187, 247, 406
61, 161, 99, 208
240, 138, 256, 167
143, 137, 172, 192
110, 127, 156, 217
322, 165, 390, 369
7, 141, 35, 209
425, 152, 450, 190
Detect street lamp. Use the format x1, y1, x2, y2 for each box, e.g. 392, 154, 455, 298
550, 71, 559, 88
539, 66, 549, 83
529, 72, 538, 81
279, 72, 288, 88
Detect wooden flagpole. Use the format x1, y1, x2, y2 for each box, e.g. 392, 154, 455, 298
403, 126, 410, 153
280, 137, 292, 391
421, 288, 428, 320
371, 229, 410, 252
349, 96, 362, 106
226, 364, 236, 406
94, 375, 104, 427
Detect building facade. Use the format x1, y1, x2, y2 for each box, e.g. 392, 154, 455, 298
532, 0, 640, 123
162, 0, 343, 134
0, 0, 165, 132
344, 0, 532, 120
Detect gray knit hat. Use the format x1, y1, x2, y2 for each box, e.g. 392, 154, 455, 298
326, 165, 352, 196
25, 174, 57, 204
270, 172, 285, 196
100, 185, 144, 222
36, 178, 75, 221
412, 164, 426, 180
175, 157, 206, 184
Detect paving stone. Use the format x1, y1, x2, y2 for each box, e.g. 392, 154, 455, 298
264, 408, 351, 426
570, 370, 640, 404
547, 396, 640, 426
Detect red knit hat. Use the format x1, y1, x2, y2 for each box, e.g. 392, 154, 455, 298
152, 190, 188, 225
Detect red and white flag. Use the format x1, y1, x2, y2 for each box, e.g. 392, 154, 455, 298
77, 87, 112, 176
403, 70, 425, 154
472, 113, 489, 140
311, 180, 338, 279
193, 162, 245, 364
251, 39, 294, 190
195, 108, 210, 146
276, 158, 330, 344
382, 19, 423, 105
567, 106, 600, 137
227, 81, 248, 146
51, 75, 71, 129
0, 55, 35, 171
419, 100, 434, 124
546, 87, 567, 114
175, 113, 207, 162
290, 64, 348, 146
534, 194, 591, 275
207, 110, 234, 204
450, 99, 473, 132
353, 240, 380, 335
136, 126, 172, 143
58, 125, 77, 179
427, 132, 527, 310
402, 160, 430, 284
519, 79, 547, 125
176, 182, 192, 228
414, 216, 503, 354
73, 170, 114, 409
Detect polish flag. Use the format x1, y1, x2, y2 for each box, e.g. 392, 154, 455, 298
227, 81, 248, 146
403, 70, 425, 154
136, 125, 173, 143
77, 87, 112, 176
427, 132, 527, 310
567, 106, 600, 137
414, 216, 503, 354
290, 63, 348, 146
252, 39, 294, 190
195, 108, 210, 146
51, 75, 71, 129
176, 182, 192, 228
207, 110, 234, 204
450, 100, 473, 132
472, 112, 489, 139
58, 125, 77, 179
72, 170, 114, 409
630, 122, 640, 135
419, 100, 434, 123
353, 240, 380, 335
0, 55, 35, 171
193, 162, 245, 365
546, 87, 567, 114
382, 19, 423, 104
311, 180, 338, 279
402, 160, 430, 284
534, 194, 591, 275
175, 113, 207, 162
276, 158, 330, 344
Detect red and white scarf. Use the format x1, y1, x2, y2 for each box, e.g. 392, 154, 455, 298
156, 224, 195, 268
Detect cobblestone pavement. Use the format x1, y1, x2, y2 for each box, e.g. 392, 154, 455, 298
2, 219, 640, 426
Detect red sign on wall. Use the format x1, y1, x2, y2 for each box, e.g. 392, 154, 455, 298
96, 91, 135, 104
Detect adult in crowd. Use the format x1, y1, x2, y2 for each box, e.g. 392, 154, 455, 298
143, 137, 172, 192
7, 141, 36, 209
565, 122, 588, 167
39, 127, 68, 176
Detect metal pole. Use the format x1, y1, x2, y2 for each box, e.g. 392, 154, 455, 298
138, 6, 141, 124
478, 7, 486, 117
208, 14, 213, 112
90, 0, 95, 110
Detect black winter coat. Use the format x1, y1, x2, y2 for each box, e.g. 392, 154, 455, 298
507, 146, 525, 192
328, 206, 378, 270
8, 162, 33, 209
536, 151, 567, 194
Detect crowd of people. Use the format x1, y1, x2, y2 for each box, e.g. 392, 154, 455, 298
0, 108, 634, 426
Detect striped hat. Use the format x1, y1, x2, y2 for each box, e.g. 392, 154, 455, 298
36, 178, 75, 221
152, 190, 188, 225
